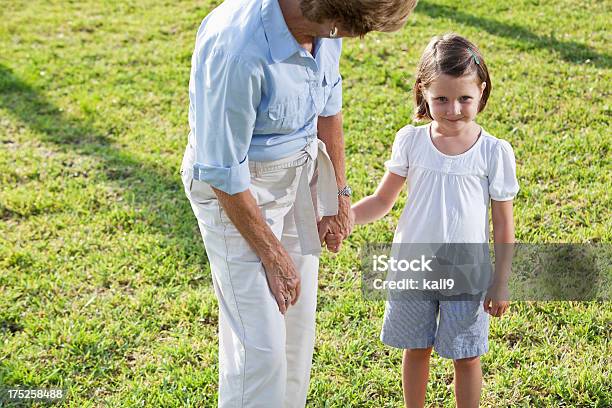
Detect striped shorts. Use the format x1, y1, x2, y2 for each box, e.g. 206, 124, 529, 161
380, 294, 489, 360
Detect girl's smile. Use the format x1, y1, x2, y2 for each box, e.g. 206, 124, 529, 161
422, 73, 486, 135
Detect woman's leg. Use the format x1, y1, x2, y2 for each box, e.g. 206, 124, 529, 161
453, 356, 482, 408
402, 347, 433, 408
185, 176, 290, 407
281, 205, 319, 408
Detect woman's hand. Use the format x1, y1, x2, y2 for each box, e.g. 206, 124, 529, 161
261, 248, 301, 315
323, 208, 355, 252
212, 187, 301, 315
318, 196, 353, 253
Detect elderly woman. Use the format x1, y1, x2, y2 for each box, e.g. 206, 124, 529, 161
180, 0, 417, 406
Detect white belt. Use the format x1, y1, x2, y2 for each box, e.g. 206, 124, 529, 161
293, 139, 338, 255
184, 134, 338, 256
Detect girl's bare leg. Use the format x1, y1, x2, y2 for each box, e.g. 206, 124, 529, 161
402, 347, 433, 408
453, 356, 482, 408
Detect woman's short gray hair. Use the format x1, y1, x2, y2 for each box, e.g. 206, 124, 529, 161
300, 0, 418, 36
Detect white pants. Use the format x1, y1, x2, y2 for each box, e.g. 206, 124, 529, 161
181, 138, 337, 408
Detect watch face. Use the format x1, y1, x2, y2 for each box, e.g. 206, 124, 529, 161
339, 186, 352, 196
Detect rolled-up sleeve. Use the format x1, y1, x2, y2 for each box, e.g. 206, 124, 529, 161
192, 50, 262, 194
320, 73, 342, 117
320, 38, 342, 117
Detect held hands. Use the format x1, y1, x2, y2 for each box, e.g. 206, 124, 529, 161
317, 196, 354, 253
261, 247, 301, 315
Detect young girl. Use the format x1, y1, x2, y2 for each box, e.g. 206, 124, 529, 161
351, 34, 519, 407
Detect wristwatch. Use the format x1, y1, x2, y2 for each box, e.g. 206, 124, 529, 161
338, 185, 352, 197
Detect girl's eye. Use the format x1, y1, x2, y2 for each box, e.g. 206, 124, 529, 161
435, 97, 447, 102
460, 96, 472, 102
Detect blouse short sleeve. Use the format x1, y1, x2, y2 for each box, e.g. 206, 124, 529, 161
488, 139, 519, 201
384, 126, 415, 177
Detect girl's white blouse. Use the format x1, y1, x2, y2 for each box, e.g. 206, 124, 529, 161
385, 124, 519, 244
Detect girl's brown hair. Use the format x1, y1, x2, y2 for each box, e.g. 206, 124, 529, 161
413, 33, 491, 121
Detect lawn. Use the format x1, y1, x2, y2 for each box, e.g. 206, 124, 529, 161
1, 0, 610, 406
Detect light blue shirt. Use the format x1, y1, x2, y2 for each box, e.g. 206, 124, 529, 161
188, 0, 343, 194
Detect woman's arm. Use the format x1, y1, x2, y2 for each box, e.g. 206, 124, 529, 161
352, 171, 406, 225
213, 187, 300, 315
317, 112, 351, 251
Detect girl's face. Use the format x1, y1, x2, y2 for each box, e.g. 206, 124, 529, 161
422, 73, 486, 133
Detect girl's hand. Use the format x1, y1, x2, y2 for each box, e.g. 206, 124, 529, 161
484, 284, 510, 317
484, 299, 509, 317
324, 232, 342, 252
325, 209, 355, 252
318, 197, 353, 253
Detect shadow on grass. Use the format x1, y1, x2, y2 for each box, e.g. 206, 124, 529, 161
0, 63, 209, 285
416, 1, 610, 69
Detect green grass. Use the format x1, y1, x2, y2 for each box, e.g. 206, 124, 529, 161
1, 0, 610, 406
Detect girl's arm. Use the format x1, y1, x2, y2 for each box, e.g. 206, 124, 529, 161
492, 200, 515, 283
352, 171, 406, 225
492, 200, 515, 244
485, 199, 515, 317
